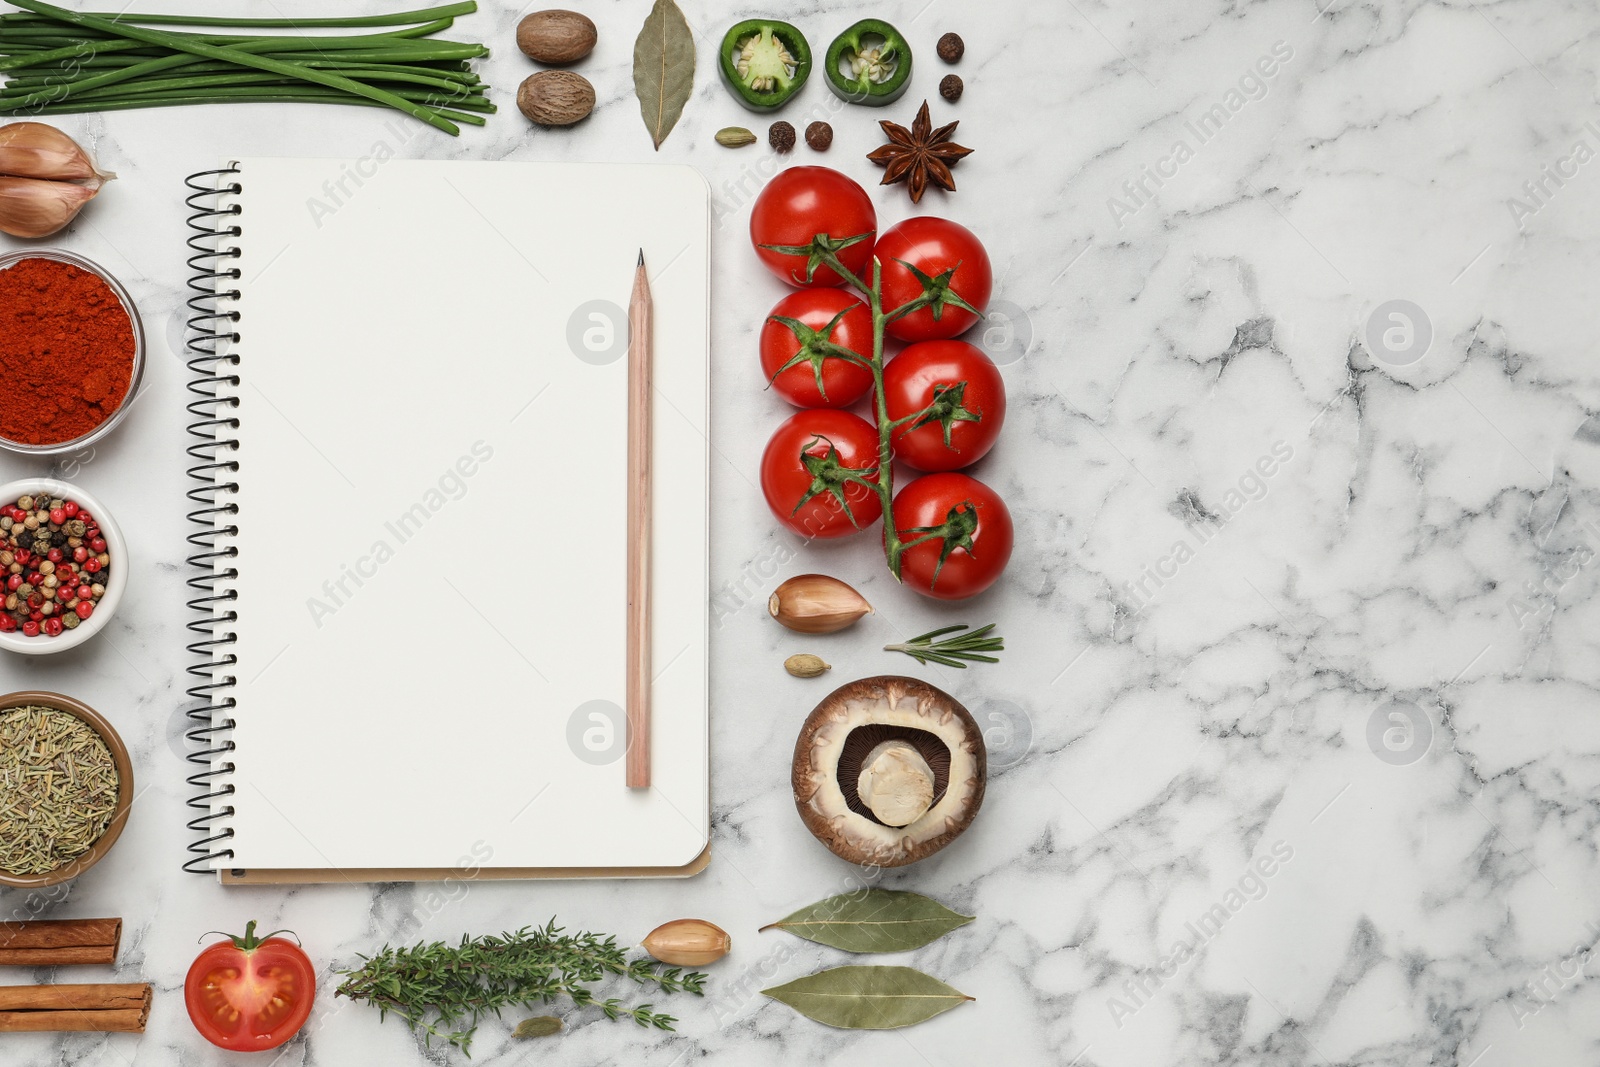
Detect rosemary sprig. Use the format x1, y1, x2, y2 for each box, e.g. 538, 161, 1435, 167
884, 623, 1003, 668
334, 920, 707, 1054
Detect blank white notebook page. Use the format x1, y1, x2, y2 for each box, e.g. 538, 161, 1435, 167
211, 158, 709, 871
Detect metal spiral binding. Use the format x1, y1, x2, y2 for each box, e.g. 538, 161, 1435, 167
183, 167, 242, 873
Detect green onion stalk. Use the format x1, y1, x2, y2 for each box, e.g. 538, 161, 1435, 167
0, 0, 490, 133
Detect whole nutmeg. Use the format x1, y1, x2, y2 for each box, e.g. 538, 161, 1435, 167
940, 74, 964, 103
768, 120, 796, 153
517, 70, 595, 127
805, 121, 833, 151
937, 32, 965, 63
643, 919, 731, 967
516, 9, 597, 65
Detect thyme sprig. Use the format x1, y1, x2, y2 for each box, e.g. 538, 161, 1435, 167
334, 920, 707, 1054
884, 623, 1003, 668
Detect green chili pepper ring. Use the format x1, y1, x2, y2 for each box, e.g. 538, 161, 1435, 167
718, 19, 812, 112
824, 18, 913, 106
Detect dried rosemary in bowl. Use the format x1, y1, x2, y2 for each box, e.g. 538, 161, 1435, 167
0, 705, 119, 875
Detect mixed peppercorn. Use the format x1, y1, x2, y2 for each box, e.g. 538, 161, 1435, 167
0, 494, 109, 637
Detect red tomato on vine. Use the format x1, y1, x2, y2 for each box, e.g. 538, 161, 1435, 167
760, 289, 875, 408
877, 217, 993, 342
761, 409, 883, 539
892, 472, 1013, 599
882, 340, 1006, 471
750, 167, 877, 287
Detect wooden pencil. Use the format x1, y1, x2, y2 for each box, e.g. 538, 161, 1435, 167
626, 250, 653, 789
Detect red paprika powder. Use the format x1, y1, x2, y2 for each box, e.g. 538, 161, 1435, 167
0, 257, 135, 446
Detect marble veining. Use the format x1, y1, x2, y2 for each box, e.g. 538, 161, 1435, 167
0, 0, 1596, 1064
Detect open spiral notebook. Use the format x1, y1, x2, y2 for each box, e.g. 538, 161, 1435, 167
183, 158, 710, 884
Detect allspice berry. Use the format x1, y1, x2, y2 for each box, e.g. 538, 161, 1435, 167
940, 74, 964, 102
937, 32, 965, 63
805, 121, 833, 151
768, 120, 796, 153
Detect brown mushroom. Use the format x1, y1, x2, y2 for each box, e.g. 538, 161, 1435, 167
792, 676, 986, 867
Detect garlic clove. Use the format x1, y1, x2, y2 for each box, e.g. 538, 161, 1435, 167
642, 918, 731, 966
769, 574, 873, 634
0, 175, 101, 238
856, 740, 936, 827
0, 122, 114, 183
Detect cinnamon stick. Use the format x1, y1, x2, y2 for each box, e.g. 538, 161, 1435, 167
0, 918, 121, 967
0, 1008, 146, 1033
0, 948, 116, 967
0, 983, 150, 1033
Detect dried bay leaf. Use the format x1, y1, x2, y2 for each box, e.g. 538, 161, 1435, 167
632, 0, 695, 150
760, 889, 973, 953
762, 965, 973, 1029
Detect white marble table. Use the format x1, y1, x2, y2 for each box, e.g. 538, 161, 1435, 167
2, 1, 1597, 1064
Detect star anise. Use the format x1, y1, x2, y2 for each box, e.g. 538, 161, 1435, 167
866, 99, 973, 203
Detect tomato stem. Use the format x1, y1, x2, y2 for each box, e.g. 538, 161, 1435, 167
806, 248, 910, 578
811, 240, 984, 586
201, 919, 297, 952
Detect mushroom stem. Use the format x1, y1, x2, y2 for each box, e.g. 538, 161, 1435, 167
856, 740, 936, 827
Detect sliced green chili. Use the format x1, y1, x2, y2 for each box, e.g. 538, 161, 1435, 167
717, 19, 810, 112
824, 18, 912, 107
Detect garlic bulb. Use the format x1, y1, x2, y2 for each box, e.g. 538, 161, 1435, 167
0, 122, 113, 238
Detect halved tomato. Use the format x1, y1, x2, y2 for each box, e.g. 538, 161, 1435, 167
185, 921, 315, 1052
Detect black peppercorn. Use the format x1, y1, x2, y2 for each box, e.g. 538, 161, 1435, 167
940, 74, 964, 102
768, 121, 796, 153
805, 121, 833, 151
937, 32, 964, 63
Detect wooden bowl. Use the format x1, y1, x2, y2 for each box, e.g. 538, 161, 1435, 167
0, 691, 133, 888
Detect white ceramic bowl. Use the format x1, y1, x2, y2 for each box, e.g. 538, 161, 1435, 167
0, 479, 127, 656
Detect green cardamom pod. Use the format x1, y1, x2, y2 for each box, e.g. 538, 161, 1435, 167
513, 1015, 562, 1039
715, 126, 757, 148
785, 654, 831, 678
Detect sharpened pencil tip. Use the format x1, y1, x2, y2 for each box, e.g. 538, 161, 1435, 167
638, 249, 645, 268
